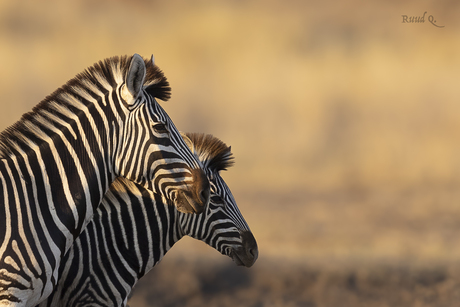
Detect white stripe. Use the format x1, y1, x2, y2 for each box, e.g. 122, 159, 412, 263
62, 235, 85, 305
51, 95, 106, 211
22, 122, 80, 250
9, 141, 64, 285
93, 71, 112, 91
9, 156, 46, 277
0, 163, 11, 259
99, 207, 134, 305
2, 161, 42, 279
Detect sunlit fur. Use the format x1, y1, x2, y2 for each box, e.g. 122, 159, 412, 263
0, 55, 205, 306
38, 133, 258, 307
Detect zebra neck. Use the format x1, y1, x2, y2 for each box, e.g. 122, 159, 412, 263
138, 205, 183, 278
100, 183, 184, 278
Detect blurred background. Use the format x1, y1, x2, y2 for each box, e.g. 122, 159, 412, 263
1, 0, 460, 306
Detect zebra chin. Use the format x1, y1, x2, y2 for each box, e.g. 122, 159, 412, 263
229, 230, 259, 268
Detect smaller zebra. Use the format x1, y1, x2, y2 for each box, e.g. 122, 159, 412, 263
38, 133, 258, 307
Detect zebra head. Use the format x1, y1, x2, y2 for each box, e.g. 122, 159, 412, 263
114, 54, 209, 214
178, 133, 258, 267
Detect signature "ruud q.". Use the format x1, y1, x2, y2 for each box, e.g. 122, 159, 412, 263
402, 11, 444, 28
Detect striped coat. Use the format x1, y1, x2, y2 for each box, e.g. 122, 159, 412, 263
0, 55, 209, 306
39, 133, 258, 307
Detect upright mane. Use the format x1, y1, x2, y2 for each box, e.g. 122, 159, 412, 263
185, 133, 234, 172
0, 55, 171, 158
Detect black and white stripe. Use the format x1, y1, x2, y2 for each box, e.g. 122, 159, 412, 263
38, 133, 258, 307
0, 54, 209, 306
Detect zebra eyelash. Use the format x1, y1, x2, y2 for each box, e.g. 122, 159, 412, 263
210, 195, 224, 205
151, 123, 169, 135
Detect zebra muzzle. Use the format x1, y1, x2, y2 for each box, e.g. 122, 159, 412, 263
231, 230, 259, 268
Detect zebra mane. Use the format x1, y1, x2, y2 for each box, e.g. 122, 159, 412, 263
73, 55, 171, 101
185, 133, 234, 172
0, 55, 171, 158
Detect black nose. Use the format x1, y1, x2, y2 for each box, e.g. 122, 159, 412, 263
240, 230, 259, 267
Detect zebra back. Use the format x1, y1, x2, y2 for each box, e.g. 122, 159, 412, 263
39, 133, 258, 307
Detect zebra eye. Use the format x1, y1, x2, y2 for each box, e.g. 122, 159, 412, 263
152, 123, 169, 135
210, 195, 225, 205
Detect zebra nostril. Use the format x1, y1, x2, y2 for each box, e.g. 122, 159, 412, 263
248, 247, 255, 257
241, 231, 258, 264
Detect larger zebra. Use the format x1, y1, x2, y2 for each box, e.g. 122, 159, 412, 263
0, 54, 210, 306
38, 133, 258, 307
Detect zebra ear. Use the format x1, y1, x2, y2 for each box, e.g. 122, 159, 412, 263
123, 54, 146, 103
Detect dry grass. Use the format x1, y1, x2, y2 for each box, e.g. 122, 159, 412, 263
128, 253, 460, 307
1, 0, 460, 306
126, 185, 460, 306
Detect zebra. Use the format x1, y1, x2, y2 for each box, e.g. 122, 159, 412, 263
38, 133, 258, 307
0, 54, 210, 306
